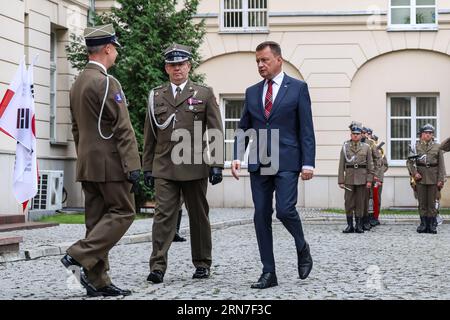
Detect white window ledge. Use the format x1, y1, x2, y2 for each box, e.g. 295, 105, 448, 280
219, 29, 269, 34
387, 25, 438, 32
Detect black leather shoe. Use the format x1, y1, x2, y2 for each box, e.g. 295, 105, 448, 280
370, 218, 380, 227
192, 267, 210, 279
60, 253, 81, 268
147, 270, 164, 283
250, 272, 278, 289
61, 254, 94, 291
87, 283, 132, 297
297, 242, 313, 280
173, 233, 187, 242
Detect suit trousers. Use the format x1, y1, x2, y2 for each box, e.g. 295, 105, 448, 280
67, 181, 135, 288
250, 170, 306, 273
150, 177, 211, 273
344, 185, 366, 218
416, 184, 438, 217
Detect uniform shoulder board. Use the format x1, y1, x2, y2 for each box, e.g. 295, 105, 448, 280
153, 84, 164, 90
192, 83, 211, 90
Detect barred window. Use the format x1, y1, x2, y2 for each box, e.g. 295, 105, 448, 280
223, 98, 245, 166
388, 95, 438, 164
50, 31, 57, 143
221, 0, 268, 32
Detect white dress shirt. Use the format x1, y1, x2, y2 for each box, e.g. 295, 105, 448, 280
262, 71, 314, 171
170, 80, 188, 98
88, 61, 107, 73
262, 71, 284, 107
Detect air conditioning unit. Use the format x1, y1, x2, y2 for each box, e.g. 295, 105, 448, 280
31, 170, 64, 211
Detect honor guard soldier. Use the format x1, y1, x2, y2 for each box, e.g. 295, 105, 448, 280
406, 124, 446, 234
61, 24, 141, 297
143, 43, 224, 283
338, 123, 374, 233
371, 134, 388, 225
361, 127, 381, 230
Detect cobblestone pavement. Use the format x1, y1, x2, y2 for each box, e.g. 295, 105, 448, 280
1, 215, 450, 300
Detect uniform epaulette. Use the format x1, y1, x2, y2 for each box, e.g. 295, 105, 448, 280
153, 84, 164, 91
193, 83, 209, 89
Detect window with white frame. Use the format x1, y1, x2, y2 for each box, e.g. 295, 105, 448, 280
222, 98, 245, 166
389, 0, 437, 29
50, 31, 57, 143
221, 0, 268, 32
388, 95, 438, 164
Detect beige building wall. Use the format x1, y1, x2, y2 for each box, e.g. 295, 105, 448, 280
0, 0, 89, 214
197, 0, 450, 208
2, 0, 449, 213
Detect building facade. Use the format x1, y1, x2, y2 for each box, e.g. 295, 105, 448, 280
196, 0, 450, 208
0, 0, 449, 214
0, 0, 109, 215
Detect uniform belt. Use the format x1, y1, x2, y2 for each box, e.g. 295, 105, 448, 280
417, 163, 438, 167
345, 164, 366, 169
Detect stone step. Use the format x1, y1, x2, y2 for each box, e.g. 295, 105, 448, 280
0, 214, 25, 224
0, 222, 59, 233
0, 236, 23, 254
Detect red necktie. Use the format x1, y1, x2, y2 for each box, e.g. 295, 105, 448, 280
264, 79, 273, 119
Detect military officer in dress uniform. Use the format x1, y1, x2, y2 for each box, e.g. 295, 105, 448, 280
338, 123, 374, 233
143, 43, 224, 283
406, 124, 446, 234
61, 24, 141, 297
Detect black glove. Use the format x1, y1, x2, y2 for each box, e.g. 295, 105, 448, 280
127, 170, 141, 194
209, 167, 223, 185
144, 171, 154, 189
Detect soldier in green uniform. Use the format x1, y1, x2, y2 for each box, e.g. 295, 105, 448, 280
370, 134, 388, 226
143, 43, 224, 283
361, 127, 381, 230
338, 123, 374, 233
407, 124, 446, 234
61, 24, 141, 297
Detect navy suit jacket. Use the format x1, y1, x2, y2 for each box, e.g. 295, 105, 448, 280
234, 73, 316, 173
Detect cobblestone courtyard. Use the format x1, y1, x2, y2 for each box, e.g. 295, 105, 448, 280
1, 213, 450, 300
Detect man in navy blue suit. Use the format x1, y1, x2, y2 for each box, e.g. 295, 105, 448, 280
232, 41, 315, 289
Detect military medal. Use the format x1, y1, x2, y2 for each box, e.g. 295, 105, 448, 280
189, 105, 194, 110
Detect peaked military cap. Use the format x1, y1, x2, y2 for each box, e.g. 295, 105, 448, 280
84, 24, 121, 47
164, 43, 192, 64
419, 123, 435, 134
366, 128, 373, 134
350, 124, 362, 134
348, 121, 362, 130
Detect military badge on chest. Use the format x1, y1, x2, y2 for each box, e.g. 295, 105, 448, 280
187, 90, 204, 120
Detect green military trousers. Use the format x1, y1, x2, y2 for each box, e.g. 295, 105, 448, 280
67, 181, 135, 288
150, 178, 212, 273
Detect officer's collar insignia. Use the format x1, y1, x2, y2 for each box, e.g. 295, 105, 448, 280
114, 92, 123, 103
